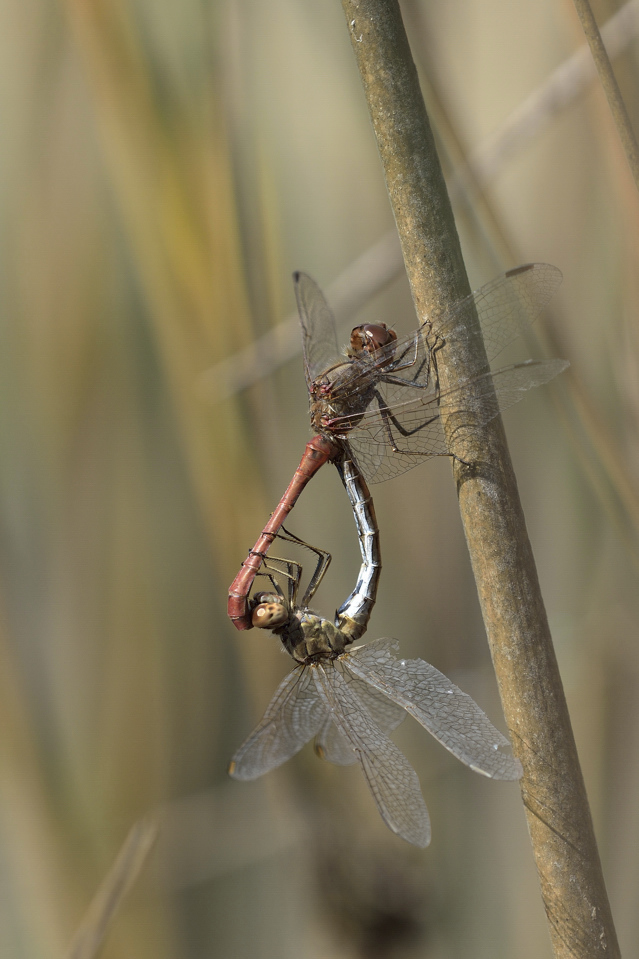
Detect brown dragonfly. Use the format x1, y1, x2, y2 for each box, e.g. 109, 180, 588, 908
229, 536, 522, 847
229, 263, 567, 629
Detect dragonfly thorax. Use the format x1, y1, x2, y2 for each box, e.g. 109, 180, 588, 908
310, 359, 378, 436
282, 611, 350, 664
259, 608, 348, 665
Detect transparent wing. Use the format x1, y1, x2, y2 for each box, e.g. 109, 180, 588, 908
314, 672, 407, 766
348, 263, 562, 383
434, 262, 562, 363
344, 358, 569, 483
229, 667, 326, 780
315, 715, 358, 766
312, 662, 430, 847
350, 672, 407, 731
294, 272, 341, 391
323, 262, 562, 410
343, 638, 522, 780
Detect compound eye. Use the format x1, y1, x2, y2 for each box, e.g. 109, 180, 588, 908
251, 602, 288, 629
369, 323, 397, 350
350, 323, 397, 354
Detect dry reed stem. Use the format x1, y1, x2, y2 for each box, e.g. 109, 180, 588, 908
66, 816, 160, 959
571, 0, 639, 192
340, 1, 620, 957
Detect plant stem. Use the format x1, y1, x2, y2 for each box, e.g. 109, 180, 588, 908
572, 0, 639, 194
340, 1, 620, 956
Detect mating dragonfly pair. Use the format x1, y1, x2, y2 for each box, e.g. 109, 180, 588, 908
228, 264, 567, 846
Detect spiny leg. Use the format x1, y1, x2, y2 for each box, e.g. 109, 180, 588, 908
256, 554, 302, 608
275, 526, 332, 607
378, 371, 432, 390
384, 324, 441, 378
377, 330, 444, 392
374, 388, 441, 451
384, 333, 419, 372
374, 387, 473, 468
429, 331, 444, 396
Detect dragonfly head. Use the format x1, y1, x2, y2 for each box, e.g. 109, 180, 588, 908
349, 322, 397, 356
250, 591, 289, 629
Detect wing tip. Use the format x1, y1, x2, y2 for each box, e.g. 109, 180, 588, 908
469, 754, 523, 781
393, 820, 431, 848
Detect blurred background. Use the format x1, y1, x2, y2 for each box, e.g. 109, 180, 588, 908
1, 0, 638, 956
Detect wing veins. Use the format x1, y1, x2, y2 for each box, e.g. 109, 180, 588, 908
344, 640, 522, 780
312, 663, 430, 847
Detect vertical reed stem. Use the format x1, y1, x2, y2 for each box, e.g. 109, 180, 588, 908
340, 2, 620, 956
571, 0, 639, 193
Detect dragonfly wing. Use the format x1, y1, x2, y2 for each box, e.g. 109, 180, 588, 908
345, 358, 568, 483
435, 262, 562, 365
350, 673, 407, 732
359, 262, 562, 395
344, 638, 522, 780
436, 359, 569, 464
329, 263, 562, 469
346, 406, 446, 484
314, 674, 407, 766
229, 667, 326, 780
312, 662, 430, 847
315, 714, 359, 765
294, 272, 341, 391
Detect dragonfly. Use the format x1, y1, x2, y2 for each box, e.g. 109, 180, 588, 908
229, 262, 568, 629
229, 532, 522, 848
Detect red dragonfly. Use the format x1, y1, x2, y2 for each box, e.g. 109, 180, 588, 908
229, 263, 567, 629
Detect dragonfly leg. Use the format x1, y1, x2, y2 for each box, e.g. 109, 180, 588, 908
378, 371, 432, 390
374, 393, 475, 470
275, 526, 332, 606
377, 330, 444, 392
382, 331, 426, 379
374, 388, 441, 451
384, 333, 419, 372
255, 553, 302, 609
430, 331, 445, 396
